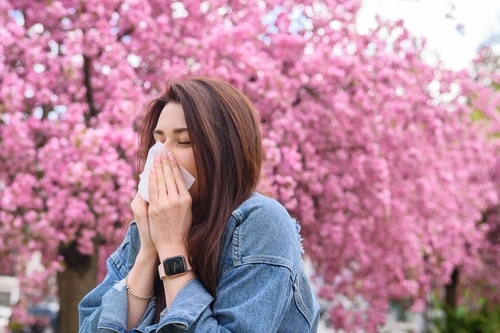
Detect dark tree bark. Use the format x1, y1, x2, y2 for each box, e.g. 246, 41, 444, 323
57, 241, 97, 333
445, 268, 459, 310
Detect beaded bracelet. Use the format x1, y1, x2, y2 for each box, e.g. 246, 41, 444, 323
125, 275, 154, 300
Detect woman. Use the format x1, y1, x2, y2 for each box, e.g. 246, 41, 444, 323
78, 77, 321, 332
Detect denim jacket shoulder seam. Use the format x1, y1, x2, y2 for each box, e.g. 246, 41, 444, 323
221, 255, 294, 276
239, 255, 293, 271
98, 322, 128, 332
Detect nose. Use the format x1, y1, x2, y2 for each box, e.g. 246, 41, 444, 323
161, 141, 175, 157
162, 140, 172, 151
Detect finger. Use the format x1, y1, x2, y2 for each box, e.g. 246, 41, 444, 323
168, 155, 193, 213
132, 191, 149, 222
149, 157, 160, 206
168, 154, 189, 194
135, 191, 147, 203
161, 152, 178, 194
155, 154, 170, 197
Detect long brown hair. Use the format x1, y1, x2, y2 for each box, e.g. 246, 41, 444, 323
137, 77, 263, 316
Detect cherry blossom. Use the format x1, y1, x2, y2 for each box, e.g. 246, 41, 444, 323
1, 0, 499, 331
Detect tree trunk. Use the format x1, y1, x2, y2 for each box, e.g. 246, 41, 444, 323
57, 241, 98, 333
445, 268, 459, 309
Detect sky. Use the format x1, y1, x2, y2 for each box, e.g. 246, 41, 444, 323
357, 0, 500, 70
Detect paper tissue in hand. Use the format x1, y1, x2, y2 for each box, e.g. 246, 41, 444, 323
138, 141, 196, 202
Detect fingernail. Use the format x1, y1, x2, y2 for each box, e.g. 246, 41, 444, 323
169, 155, 176, 163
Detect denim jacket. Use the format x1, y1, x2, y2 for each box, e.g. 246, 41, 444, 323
79, 192, 321, 332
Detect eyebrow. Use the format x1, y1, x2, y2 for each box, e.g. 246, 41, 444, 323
153, 128, 189, 135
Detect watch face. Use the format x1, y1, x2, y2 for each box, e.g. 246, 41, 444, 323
164, 256, 187, 276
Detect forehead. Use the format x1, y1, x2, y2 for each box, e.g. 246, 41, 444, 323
156, 102, 186, 128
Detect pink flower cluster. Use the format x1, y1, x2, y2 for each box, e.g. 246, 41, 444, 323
1, 0, 499, 331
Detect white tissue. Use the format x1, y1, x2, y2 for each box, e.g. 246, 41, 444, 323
138, 141, 196, 202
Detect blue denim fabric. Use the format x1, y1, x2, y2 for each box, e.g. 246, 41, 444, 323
79, 192, 321, 332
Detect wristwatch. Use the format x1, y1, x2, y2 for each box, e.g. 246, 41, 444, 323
158, 255, 191, 279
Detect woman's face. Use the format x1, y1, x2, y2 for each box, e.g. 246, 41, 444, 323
153, 102, 200, 202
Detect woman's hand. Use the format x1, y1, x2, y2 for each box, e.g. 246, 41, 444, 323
131, 192, 157, 256
128, 194, 158, 329
148, 153, 193, 258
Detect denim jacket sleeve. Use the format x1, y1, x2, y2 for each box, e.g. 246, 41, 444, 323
78, 222, 156, 333
156, 193, 320, 332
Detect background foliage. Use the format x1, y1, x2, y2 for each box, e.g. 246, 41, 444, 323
1, 0, 500, 331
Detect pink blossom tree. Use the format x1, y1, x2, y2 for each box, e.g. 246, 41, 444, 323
1, 0, 499, 332
453, 45, 500, 310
